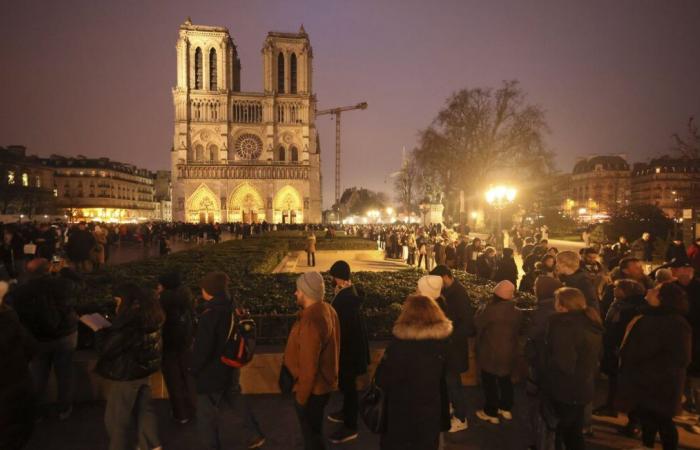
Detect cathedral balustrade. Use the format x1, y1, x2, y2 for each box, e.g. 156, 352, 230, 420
232, 100, 263, 123
176, 164, 309, 180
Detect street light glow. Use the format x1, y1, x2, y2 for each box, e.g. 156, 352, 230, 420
485, 185, 517, 207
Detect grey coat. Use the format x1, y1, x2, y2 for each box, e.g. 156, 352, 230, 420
475, 296, 523, 376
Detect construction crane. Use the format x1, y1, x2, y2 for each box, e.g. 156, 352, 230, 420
316, 101, 368, 207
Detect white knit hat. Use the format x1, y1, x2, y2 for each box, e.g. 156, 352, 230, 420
494, 280, 515, 300
417, 275, 443, 300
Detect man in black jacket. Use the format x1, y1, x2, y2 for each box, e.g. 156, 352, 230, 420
7, 258, 78, 420
430, 264, 476, 432
191, 271, 265, 449
327, 261, 369, 444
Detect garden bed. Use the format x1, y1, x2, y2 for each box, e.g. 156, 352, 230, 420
76, 235, 535, 344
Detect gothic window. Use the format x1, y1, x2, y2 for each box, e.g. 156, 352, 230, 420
277, 52, 285, 93
290, 146, 298, 162
278, 146, 286, 161
209, 144, 218, 162
209, 48, 217, 90
194, 48, 203, 89
290, 53, 297, 94
234, 134, 263, 160
195, 144, 204, 161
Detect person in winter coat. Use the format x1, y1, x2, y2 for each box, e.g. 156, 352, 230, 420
284, 271, 340, 450
631, 232, 654, 263
556, 251, 598, 309
617, 283, 691, 450
6, 258, 78, 420
0, 281, 38, 450
326, 261, 370, 444
599, 257, 654, 320
543, 287, 603, 450
95, 283, 164, 450
376, 295, 452, 450
476, 247, 497, 280
430, 265, 476, 432
595, 279, 647, 417
157, 272, 196, 424
465, 238, 483, 274
475, 280, 523, 424
687, 238, 700, 274
66, 222, 95, 272
494, 248, 518, 286
306, 231, 317, 267
191, 272, 265, 450
433, 238, 446, 266
92, 225, 107, 269
666, 237, 689, 265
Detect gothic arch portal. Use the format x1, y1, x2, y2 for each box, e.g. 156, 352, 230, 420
186, 183, 220, 223
228, 183, 264, 223
273, 185, 303, 224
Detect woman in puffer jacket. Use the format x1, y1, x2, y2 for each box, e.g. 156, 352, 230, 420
96, 283, 165, 450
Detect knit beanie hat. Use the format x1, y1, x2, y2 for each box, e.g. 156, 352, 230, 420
534, 276, 563, 301
296, 271, 325, 302
199, 271, 230, 297
158, 271, 182, 290
329, 260, 351, 281
494, 280, 515, 300
417, 275, 443, 300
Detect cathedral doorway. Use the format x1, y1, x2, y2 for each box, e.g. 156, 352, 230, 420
273, 185, 303, 224
228, 184, 264, 224
186, 184, 220, 224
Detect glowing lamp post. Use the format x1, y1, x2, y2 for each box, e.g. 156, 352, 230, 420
485, 185, 517, 249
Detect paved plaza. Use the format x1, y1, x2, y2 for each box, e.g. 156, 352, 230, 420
25, 381, 700, 450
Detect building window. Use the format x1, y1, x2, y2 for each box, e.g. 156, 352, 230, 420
7, 170, 15, 185
194, 47, 203, 89
196, 144, 204, 161
21, 173, 29, 187
209, 144, 218, 162
290, 53, 297, 94
278, 146, 286, 161
277, 52, 285, 93
35, 176, 41, 188
209, 48, 217, 90
290, 146, 298, 162
53, 188, 58, 197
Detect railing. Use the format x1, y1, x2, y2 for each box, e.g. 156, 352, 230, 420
177, 164, 309, 180
232, 100, 263, 123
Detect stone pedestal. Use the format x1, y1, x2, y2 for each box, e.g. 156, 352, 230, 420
421, 203, 444, 227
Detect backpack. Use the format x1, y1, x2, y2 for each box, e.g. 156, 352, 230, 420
220, 308, 257, 368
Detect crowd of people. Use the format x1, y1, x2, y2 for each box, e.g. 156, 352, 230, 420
4, 216, 700, 450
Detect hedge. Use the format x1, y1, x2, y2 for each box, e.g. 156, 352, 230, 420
77, 235, 535, 343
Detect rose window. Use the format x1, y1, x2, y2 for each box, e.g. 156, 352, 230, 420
235, 134, 263, 160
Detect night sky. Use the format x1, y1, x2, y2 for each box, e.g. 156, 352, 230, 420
2, 0, 699, 208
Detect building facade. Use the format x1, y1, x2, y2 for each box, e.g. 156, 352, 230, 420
569, 155, 630, 220
0, 146, 56, 216
631, 157, 700, 218
154, 170, 173, 221
46, 155, 156, 222
171, 19, 322, 224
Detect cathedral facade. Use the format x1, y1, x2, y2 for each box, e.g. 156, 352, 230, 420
171, 19, 322, 223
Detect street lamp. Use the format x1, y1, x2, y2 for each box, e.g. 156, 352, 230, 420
485, 185, 517, 250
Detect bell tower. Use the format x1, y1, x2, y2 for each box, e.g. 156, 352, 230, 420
262, 25, 313, 95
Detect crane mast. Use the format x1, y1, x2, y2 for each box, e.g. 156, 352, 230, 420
315, 102, 368, 207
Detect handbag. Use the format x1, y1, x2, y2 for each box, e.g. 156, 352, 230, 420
360, 354, 388, 433
278, 363, 294, 394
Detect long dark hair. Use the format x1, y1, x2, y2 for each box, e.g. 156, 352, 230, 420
113, 282, 165, 330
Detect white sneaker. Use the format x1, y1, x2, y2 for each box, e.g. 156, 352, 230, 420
498, 409, 513, 420
475, 410, 500, 424
448, 415, 468, 433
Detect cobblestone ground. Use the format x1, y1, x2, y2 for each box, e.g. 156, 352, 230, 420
25, 381, 700, 450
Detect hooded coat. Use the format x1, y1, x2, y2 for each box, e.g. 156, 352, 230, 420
475, 296, 523, 376
617, 305, 691, 417
377, 317, 452, 450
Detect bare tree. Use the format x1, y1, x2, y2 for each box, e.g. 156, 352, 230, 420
672, 116, 700, 158
413, 80, 554, 216
393, 153, 419, 214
